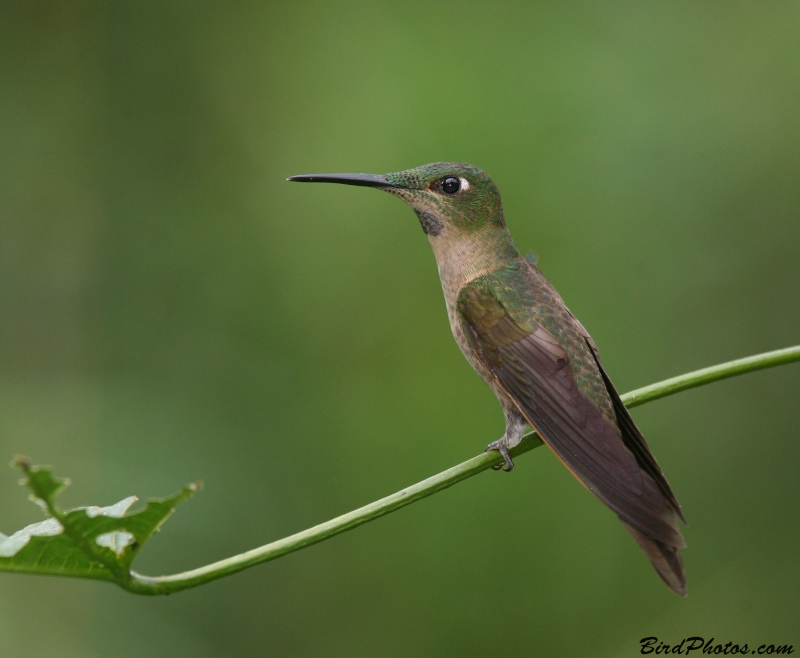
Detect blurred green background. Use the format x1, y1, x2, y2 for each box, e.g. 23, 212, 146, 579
1, 1, 799, 656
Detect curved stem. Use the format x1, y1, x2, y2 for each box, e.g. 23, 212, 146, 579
123, 345, 800, 595
621, 345, 800, 408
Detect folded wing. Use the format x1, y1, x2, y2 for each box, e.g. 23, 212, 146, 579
457, 272, 686, 593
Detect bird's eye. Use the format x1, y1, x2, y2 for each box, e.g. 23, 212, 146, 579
440, 177, 461, 195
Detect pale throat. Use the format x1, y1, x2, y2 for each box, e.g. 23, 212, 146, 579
429, 226, 520, 302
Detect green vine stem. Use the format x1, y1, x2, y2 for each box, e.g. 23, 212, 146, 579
121, 345, 800, 595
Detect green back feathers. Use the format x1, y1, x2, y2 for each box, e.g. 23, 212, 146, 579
457, 259, 613, 419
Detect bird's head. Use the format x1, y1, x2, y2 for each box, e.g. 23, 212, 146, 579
288, 162, 507, 238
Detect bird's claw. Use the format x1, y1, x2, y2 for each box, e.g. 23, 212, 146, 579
485, 441, 514, 472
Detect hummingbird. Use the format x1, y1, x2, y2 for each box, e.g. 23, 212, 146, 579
288, 163, 687, 595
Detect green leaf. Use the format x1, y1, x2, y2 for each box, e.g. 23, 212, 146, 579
0, 457, 200, 585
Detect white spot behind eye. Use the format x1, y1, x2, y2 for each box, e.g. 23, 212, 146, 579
459, 178, 471, 192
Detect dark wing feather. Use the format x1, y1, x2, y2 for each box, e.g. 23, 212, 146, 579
457, 281, 686, 553
570, 314, 686, 523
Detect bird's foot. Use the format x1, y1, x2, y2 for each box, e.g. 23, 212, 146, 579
485, 440, 514, 472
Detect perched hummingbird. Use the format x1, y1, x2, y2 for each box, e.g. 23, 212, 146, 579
288, 163, 687, 595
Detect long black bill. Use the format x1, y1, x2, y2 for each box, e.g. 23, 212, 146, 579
286, 173, 397, 188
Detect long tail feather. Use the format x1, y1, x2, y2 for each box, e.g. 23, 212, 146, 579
622, 521, 687, 596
